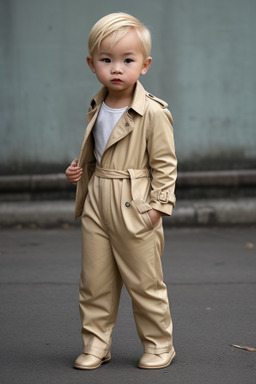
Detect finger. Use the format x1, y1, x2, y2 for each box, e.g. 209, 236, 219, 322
71, 176, 82, 182
73, 167, 83, 172
66, 167, 82, 175
70, 168, 83, 174
71, 158, 79, 167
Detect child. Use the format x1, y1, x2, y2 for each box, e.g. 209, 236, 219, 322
65, 12, 177, 370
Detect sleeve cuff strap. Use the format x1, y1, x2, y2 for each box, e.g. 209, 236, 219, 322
150, 190, 176, 205
150, 201, 174, 216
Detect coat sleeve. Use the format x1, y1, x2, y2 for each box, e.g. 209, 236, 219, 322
147, 107, 177, 215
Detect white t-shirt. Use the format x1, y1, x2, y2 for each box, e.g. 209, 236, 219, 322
93, 102, 127, 164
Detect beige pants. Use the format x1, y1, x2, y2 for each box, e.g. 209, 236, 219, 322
79, 167, 174, 358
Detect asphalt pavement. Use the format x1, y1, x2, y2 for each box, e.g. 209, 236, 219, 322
1, 197, 256, 228
0, 226, 256, 384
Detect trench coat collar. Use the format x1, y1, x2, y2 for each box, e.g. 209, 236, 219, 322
129, 81, 146, 116
87, 80, 146, 118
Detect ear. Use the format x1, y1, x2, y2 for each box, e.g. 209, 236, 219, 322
87, 56, 96, 73
141, 56, 152, 75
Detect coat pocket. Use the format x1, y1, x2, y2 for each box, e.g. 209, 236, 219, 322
121, 177, 154, 236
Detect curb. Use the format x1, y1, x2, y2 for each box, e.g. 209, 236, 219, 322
0, 198, 255, 228
166, 198, 256, 226
1, 169, 256, 191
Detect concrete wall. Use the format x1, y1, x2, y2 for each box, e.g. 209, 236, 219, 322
1, 0, 256, 175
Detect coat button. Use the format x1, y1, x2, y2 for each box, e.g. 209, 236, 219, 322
125, 202, 130, 207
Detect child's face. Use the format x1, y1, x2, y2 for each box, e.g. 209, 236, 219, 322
87, 29, 152, 95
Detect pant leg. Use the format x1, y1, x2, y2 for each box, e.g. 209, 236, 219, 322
109, 178, 174, 354
79, 176, 123, 358
111, 224, 173, 354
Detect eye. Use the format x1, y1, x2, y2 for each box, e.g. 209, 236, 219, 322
101, 58, 111, 63
124, 58, 133, 63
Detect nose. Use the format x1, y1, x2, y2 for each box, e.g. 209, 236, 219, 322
111, 63, 123, 74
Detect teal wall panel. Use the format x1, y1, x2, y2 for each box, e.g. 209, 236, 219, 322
0, 0, 255, 174
166, 0, 256, 170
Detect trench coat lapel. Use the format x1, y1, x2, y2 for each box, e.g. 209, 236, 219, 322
103, 81, 146, 152
77, 87, 108, 166
103, 112, 134, 152
77, 110, 99, 166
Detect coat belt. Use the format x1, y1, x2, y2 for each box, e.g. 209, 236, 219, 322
95, 165, 151, 180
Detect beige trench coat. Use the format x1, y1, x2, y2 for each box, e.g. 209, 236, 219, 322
74, 80, 177, 220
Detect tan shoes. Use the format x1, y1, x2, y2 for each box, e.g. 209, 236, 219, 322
138, 347, 176, 369
73, 351, 111, 370
73, 348, 175, 370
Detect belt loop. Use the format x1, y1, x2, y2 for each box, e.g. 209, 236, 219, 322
127, 169, 136, 200
127, 169, 134, 180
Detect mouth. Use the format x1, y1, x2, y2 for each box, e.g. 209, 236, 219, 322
111, 78, 123, 84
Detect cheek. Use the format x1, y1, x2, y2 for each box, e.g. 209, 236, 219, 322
130, 67, 143, 79
95, 67, 108, 81
95, 68, 106, 82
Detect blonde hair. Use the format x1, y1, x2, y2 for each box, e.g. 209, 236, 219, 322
88, 12, 151, 58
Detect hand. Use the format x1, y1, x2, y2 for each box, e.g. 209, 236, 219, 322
147, 209, 162, 227
65, 158, 83, 185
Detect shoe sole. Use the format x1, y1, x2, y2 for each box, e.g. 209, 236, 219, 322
138, 349, 176, 370
74, 354, 111, 370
